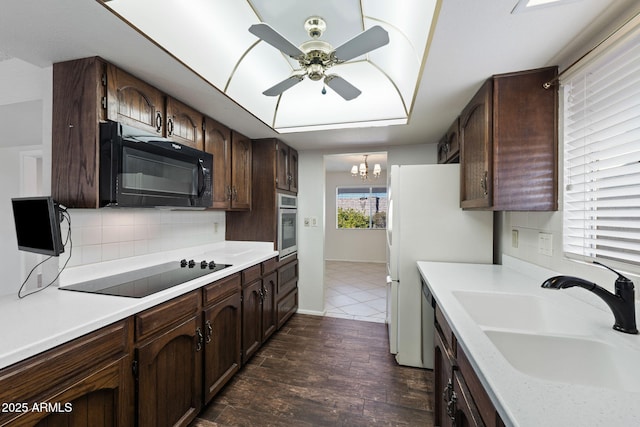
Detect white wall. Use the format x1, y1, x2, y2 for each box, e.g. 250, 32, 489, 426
324, 170, 387, 263
297, 143, 436, 315
0, 60, 226, 297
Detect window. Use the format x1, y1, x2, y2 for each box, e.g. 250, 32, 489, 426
336, 186, 387, 229
562, 22, 640, 271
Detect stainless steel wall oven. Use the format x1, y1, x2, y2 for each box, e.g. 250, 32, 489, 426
277, 193, 297, 259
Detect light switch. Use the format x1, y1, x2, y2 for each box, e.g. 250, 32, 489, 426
538, 232, 553, 256
304, 217, 310, 227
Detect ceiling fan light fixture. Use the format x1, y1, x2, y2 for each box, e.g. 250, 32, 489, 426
304, 16, 326, 39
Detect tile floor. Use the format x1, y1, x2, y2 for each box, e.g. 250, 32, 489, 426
324, 260, 387, 323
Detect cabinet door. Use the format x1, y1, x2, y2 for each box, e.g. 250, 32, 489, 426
241, 279, 262, 363
203, 291, 242, 403
460, 79, 492, 209
204, 117, 232, 209
262, 271, 277, 341
230, 131, 252, 210
434, 330, 454, 427
107, 65, 165, 135
29, 356, 132, 427
288, 147, 298, 193
166, 97, 204, 150
276, 143, 290, 191
136, 315, 202, 427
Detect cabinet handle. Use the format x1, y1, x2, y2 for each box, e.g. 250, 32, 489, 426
232, 186, 238, 201
167, 118, 174, 136
205, 320, 213, 344
447, 390, 458, 422
196, 327, 204, 352
442, 378, 453, 402
155, 112, 162, 133
480, 171, 488, 197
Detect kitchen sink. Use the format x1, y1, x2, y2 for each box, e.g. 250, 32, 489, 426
485, 330, 640, 392
452, 290, 589, 335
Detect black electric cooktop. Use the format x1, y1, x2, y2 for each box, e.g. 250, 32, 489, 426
60, 259, 231, 298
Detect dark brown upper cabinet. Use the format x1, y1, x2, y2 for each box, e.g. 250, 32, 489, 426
166, 97, 204, 150
276, 142, 298, 194
459, 67, 558, 211
106, 64, 165, 135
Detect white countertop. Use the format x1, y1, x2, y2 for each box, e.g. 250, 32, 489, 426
0, 241, 277, 370
418, 256, 640, 427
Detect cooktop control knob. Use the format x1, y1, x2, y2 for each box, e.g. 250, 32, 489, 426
180, 259, 188, 268
200, 260, 208, 269
208, 261, 216, 269
188, 259, 196, 268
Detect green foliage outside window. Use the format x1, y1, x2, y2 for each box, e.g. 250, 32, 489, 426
337, 207, 370, 229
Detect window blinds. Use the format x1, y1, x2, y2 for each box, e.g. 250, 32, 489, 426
562, 27, 640, 270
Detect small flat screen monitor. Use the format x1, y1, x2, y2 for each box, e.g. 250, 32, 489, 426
12, 196, 65, 256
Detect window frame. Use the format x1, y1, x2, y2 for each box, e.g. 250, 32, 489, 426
335, 185, 388, 230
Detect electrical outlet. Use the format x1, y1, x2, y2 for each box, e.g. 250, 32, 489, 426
512, 229, 519, 248
538, 232, 553, 256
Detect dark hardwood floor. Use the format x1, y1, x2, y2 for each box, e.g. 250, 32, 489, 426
190, 314, 434, 426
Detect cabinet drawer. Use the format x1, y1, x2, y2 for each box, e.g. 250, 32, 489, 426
135, 291, 200, 342
277, 259, 298, 295
262, 257, 278, 275
435, 304, 455, 356
242, 264, 261, 285
203, 273, 241, 307
0, 319, 131, 424
457, 345, 499, 427
277, 288, 298, 328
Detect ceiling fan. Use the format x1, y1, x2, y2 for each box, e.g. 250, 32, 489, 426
249, 16, 389, 101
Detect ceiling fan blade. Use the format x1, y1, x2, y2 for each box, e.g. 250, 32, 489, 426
333, 25, 390, 62
324, 75, 362, 101
249, 23, 305, 59
263, 75, 305, 96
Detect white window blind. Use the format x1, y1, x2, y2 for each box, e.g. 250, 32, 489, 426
562, 26, 640, 271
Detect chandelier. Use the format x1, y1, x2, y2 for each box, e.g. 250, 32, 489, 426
351, 155, 381, 180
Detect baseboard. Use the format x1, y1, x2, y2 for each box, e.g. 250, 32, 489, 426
296, 308, 326, 317
324, 259, 386, 264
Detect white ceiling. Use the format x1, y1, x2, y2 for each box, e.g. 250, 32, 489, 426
0, 0, 638, 157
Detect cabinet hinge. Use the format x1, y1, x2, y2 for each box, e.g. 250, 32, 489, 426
101, 96, 107, 110
101, 73, 107, 86
132, 360, 139, 378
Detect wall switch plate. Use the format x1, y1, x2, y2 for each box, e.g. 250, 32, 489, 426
538, 232, 553, 256
512, 229, 519, 248
311, 217, 318, 227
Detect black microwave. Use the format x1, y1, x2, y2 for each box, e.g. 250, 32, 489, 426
99, 120, 213, 208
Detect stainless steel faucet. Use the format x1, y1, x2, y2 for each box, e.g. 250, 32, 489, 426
541, 262, 638, 334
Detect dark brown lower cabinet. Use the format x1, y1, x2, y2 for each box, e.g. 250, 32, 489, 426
0, 319, 134, 427
202, 273, 242, 403
276, 257, 298, 328
434, 303, 504, 427
135, 292, 202, 427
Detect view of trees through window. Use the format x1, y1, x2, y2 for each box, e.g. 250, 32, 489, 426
336, 186, 387, 229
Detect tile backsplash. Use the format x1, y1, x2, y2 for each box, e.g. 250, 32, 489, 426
61, 209, 225, 268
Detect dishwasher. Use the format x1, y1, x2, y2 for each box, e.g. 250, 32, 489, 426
421, 276, 435, 368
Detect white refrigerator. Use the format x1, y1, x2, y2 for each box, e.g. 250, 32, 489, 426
386, 164, 493, 368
